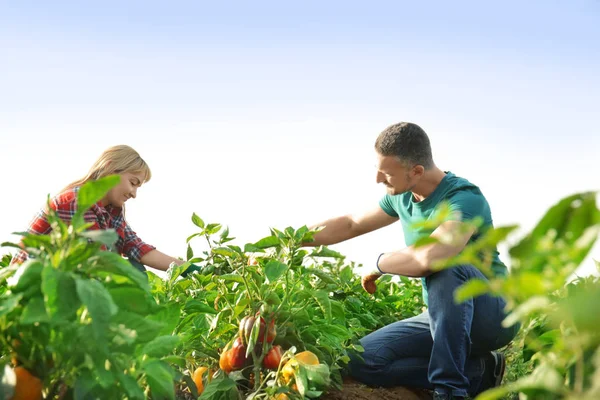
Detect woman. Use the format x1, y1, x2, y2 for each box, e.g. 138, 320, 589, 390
13, 145, 199, 274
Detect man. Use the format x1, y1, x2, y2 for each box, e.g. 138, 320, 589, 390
304, 122, 518, 399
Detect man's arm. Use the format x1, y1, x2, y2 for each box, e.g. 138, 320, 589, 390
377, 220, 476, 277
306, 206, 398, 246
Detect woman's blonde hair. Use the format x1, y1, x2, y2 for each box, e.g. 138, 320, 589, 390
65, 145, 152, 190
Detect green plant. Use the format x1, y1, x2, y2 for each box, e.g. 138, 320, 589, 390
0, 176, 181, 399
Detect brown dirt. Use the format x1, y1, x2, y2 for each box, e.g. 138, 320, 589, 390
320, 380, 432, 400
176, 381, 433, 400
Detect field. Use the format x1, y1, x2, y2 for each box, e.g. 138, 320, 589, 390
1, 176, 599, 400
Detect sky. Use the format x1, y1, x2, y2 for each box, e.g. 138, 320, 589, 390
1, 0, 599, 278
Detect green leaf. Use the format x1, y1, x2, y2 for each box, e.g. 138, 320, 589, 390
192, 213, 205, 229
206, 223, 222, 235
87, 252, 150, 291
142, 335, 181, 358
74, 175, 120, 224
42, 267, 81, 321
251, 235, 280, 249
310, 290, 332, 321
147, 304, 181, 336
7, 260, 43, 292
20, 296, 50, 324
477, 364, 564, 400
265, 260, 288, 283
310, 247, 344, 258
95, 359, 114, 389
73, 371, 97, 400
80, 229, 119, 247
143, 360, 175, 400
510, 192, 600, 270
116, 372, 145, 400
502, 296, 552, 328
184, 299, 218, 315
114, 310, 166, 343
218, 274, 245, 284
199, 377, 238, 400
187, 244, 193, 260
0, 294, 22, 317
108, 286, 156, 314
305, 268, 337, 285
75, 278, 118, 342
454, 279, 491, 303
212, 247, 236, 258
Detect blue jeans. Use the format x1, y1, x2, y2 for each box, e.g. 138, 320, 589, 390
348, 265, 518, 398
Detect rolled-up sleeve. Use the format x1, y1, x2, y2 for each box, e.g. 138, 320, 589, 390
117, 221, 156, 262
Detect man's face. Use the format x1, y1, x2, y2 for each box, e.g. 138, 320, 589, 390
375, 153, 420, 196
105, 171, 145, 208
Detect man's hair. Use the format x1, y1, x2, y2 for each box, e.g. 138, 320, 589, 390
374, 122, 434, 169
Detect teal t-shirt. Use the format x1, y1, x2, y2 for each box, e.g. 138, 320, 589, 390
379, 171, 507, 306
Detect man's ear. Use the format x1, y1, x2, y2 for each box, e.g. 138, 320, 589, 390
413, 164, 425, 177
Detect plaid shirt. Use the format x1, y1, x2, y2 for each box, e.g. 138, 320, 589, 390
13, 186, 155, 264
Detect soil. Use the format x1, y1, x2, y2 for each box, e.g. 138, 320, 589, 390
176, 381, 433, 400
320, 380, 432, 400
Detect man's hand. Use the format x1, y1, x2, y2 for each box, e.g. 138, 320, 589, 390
361, 270, 382, 294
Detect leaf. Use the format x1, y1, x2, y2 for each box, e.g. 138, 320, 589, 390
7, 260, 43, 291
95, 359, 114, 389
265, 260, 288, 283
510, 192, 600, 268
305, 268, 337, 285
108, 286, 156, 315
114, 310, 166, 343
184, 299, 218, 315
73, 371, 97, 400
502, 296, 552, 328
20, 296, 50, 324
143, 360, 175, 400
75, 278, 118, 342
310, 247, 344, 258
80, 229, 119, 247
477, 364, 564, 400
205, 223, 222, 235
199, 377, 238, 400
251, 235, 280, 249
74, 175, 120, 225
42, 267, 81, 321
218, 274, 245, 284
454, 279, 491, 303
310, 290, 332, 321
148, 304, 181, 336
187, 244, 193, 260
0, 294, 22, 317
192, 213, 205, 229
141, 335, 181, 358
116, 372, 145, 400
87, 252, 150, 291
212, 247, 236, 258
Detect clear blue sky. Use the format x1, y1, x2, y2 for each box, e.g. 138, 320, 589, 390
1, 1, 599, 276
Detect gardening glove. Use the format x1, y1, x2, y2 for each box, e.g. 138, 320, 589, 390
181, 263, 203, 277
361, 270, 382, 294
361, 253, 386, 294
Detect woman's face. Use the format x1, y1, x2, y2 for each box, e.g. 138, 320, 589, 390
103, 171, 145, 208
